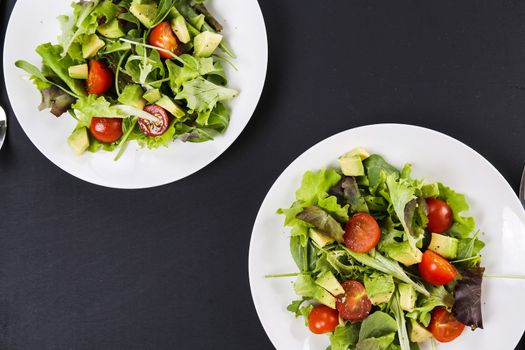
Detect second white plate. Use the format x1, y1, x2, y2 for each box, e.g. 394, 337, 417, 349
249, 124, 525, 350
3, 0, 267, 188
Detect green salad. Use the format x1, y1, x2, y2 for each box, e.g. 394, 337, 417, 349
277, 148, 485, 350
16, 0, 237, 160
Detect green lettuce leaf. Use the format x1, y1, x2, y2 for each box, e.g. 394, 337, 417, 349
296, 168, 342, 205
35, 43, 87, 97
438, 183, 476, 238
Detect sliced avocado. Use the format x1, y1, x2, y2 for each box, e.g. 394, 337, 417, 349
68, 64, 88, 79
339, 154, 365, 176
428, 233, 458, 259
347, 147, 370, 160
315, 271, 344, 296
129, 0, 158, 28
82, 34, 105, 59
398, 283, 417, 312
364, 273, 395, 305
309, 228, 334, 248
97, 18, 125, 39
194, 31, 223, 57
118, 84, 146, 110
314, 287, 336, 309
68, 127, 90, 155
421, 183, 440, 198
409, 319, 433, 343
387, 241, 423, 266
143, 88, 162, 103
156, 95, 185, 118
171, 15, 191, 44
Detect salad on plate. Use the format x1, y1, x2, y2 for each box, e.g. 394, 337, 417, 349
16, 0, 237, 160
277, 148, 485, 350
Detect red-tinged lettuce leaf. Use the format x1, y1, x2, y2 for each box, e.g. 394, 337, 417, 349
39, 86, 76, 117
453, 266, 485, 329
329, 176, 369, 214
296, 205, 345, 243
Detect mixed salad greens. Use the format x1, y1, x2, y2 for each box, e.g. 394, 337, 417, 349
277, 148, 485, 350
16, 0, 237, 160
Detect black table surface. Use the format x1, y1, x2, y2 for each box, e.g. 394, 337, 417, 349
1, 0, 525, 349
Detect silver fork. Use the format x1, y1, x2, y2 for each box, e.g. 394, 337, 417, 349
0, 106, 6, 150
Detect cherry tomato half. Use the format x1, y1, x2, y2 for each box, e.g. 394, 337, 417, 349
307, 305, 339, 334
139, 105, 169, 136
90, 117, 123, 143
344, 213, 381, 253
426, 198, 453, 233
336, 280, 372, 323
148, 22, 182, 59
87, 59, 113, 95
429, 307, 465, 342
419, 250, 457, 286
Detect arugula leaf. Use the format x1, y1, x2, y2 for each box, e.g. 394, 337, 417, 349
345, 249, 429, 296
406, 286, 453, 326
455, 231, 485, 268
390, 291, 410, 350
176, 76, 238, 113
453, 267, 484, 329
286, 299, 305, 317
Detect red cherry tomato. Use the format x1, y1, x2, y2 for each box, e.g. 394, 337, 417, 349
87, 59, 113, 95
429, 307, 465, 342
90, 117, 123, 143
307, 305, 339, 334
336, 280, 372, 322
419, 250, 457, 286
139, 105, 169, 136
344, 213, 381, 253
426, 198, 453, 233
148, 22, 182, 59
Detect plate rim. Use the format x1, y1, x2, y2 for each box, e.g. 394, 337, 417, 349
248, 123, 525, 349
3, 0, 269, 189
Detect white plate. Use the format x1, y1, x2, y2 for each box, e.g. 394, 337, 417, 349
249, 124, 525, 350
3, 0, 267, 189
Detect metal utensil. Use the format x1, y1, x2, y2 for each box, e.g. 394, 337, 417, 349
519, 167, 525, 208
0, 106, 6, 150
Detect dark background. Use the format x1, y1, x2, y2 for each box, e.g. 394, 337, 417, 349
1, 0, 525, 349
